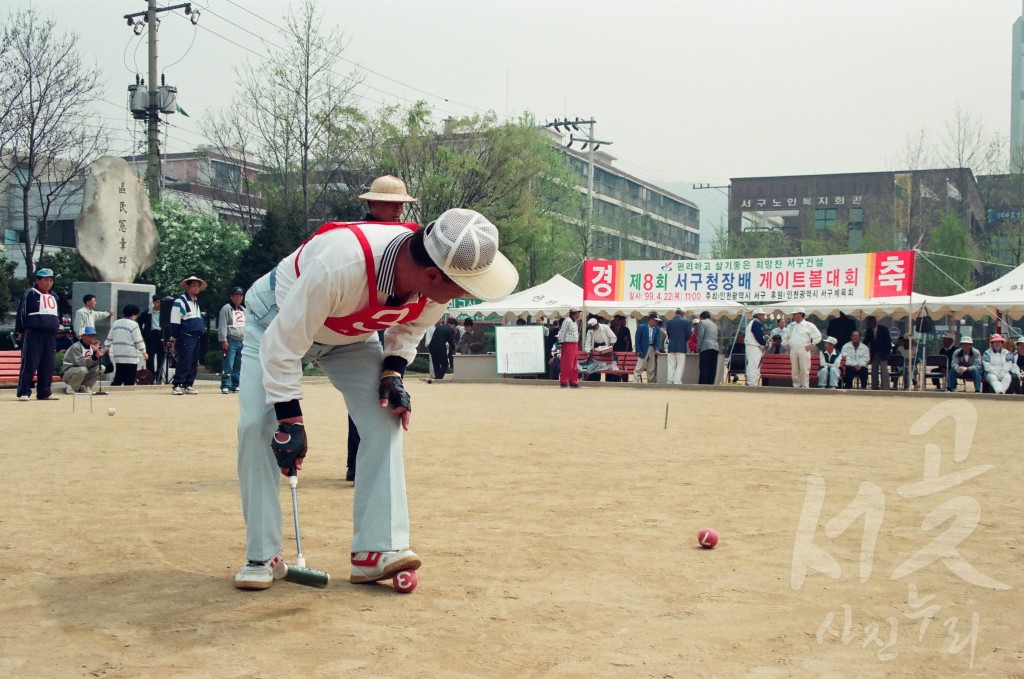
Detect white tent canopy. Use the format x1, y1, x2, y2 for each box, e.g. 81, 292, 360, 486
757, 294, 927, 320
915, 261, 1024, 319
450, 274, 747, 321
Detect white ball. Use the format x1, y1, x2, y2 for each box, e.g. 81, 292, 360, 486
107, 408, 116, 416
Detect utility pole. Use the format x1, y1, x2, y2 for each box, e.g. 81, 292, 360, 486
543, 118, 613, 259
124, 2, 197, 203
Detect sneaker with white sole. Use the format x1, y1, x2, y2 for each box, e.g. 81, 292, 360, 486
350, 549, 421, 584
234, 561, 273, 590
221, 387, 230, 394
17, 395, 29, 401
184, 386, 198, 395
234, 552, 286, 590
172, 386, 183, 395
65, 386, 75, 395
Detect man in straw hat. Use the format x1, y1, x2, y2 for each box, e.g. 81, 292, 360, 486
168, 275, 207, 395
233, 207, 518, 590
345, 175, 420, 481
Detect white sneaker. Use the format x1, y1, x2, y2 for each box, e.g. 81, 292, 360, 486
17, 395, 29, 401
221, 387, 230, 394
172, 386, 183, 395
65, 386, 75, 395
350, 549, 421, 584
234, 561, 274, 590
184, 386, 198, 395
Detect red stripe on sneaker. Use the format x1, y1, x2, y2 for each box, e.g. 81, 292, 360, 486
351, 552, 381, 567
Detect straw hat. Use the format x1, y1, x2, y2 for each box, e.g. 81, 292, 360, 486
358, 175, 417, 203
178, 275, 208, 292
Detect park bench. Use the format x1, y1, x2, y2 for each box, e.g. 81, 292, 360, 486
759, 352, 821, 387
0, 350, 61, 387
583, 350, 640, 381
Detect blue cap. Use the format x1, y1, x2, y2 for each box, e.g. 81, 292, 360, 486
35, 268, 55, 278
81, 326, 97, 335
230, 286, 244, 295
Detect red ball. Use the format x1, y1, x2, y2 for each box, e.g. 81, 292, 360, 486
698, 528, 719, 549
392, 569, 419, 593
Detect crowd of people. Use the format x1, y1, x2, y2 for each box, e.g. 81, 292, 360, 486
524, 306, 1024, 395
12, 267, 247, 400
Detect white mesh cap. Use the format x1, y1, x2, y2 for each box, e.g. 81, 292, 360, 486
423, 208, 519, 302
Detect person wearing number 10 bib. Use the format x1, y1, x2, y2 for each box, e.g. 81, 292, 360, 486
15, 268, 61, 401
232, 208, 518, 591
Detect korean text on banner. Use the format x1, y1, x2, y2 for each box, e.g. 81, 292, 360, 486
583, 251, 916, 304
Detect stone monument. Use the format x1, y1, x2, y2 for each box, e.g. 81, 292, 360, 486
72, 156, 160, 341
75, 156, 159, 283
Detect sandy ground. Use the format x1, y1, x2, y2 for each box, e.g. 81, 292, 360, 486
1, 378, 1022, 679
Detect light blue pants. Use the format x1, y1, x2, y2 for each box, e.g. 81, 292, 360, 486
818, 363, 841, 388
221, 336, 243, 391
237, 274, 410, 562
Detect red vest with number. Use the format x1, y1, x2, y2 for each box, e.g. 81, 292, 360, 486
293, 222, 428, 337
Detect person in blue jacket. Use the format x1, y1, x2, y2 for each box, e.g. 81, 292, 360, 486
168, 275, 206, 395
15, 268, 61, 401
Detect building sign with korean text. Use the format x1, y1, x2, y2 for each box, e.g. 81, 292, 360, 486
584, 251, 915, 304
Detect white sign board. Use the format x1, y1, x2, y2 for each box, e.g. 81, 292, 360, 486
494, 326, 545, 374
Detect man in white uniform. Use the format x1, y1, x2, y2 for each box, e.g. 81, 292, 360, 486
233, 209, 517, 590
783, 308, 821, 389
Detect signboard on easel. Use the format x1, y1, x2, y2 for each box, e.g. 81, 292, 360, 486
494, 326, 544, 374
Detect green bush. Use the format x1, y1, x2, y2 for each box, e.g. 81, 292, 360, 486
203, 350, 223, 374
54, 351, 64, 375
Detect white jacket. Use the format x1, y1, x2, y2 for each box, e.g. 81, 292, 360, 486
783, 320, 821, 352
983, 348, 1020, 380
840, 341, 870, 368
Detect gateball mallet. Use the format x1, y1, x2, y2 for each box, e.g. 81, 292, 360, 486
278, 467, 330, 588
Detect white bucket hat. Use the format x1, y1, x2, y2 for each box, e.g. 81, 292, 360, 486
825, 336, 837, 345
752, 308, 766, 316
358, 175, 417, 203
423, 208, 518, 302
960, 335, 973, 344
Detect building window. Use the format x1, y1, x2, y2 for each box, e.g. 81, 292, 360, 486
4, 228, 24, 245
212, 160, 241, 191
40, 219, 76, 247
814, 208, 838, 231
849, 207, 864, 229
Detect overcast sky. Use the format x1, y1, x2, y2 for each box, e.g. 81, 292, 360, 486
15, 0, 1024, 253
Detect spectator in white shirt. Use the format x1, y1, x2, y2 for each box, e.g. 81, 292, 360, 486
840, 330, 870, 389
982, 334, 1019, 394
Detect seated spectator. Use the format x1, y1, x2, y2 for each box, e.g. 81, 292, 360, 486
840, 330, 870, 389
1012, 337, 1024, 394
947, 336, 982, 393
765, 332, 787, 355
60, 326, 106, 394
818, 336, 842, 389
982, 334, 1018, 394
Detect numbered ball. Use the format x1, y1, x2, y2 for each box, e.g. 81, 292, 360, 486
697, 528, 718, 549
107, 408, 117, 416
392, 569, 418, 593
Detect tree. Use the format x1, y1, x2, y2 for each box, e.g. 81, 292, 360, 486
139, 200, 250, 302
914, 212, 975, 296
375, 105, 581, 287
234, 207, 307, 289
0, 9, 108, 276
235, 0, 360, 227
0, 244, 16, 319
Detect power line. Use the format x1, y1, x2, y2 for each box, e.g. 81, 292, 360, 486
214, 0, 499, 118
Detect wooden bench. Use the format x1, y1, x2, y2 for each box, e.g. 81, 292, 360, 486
0, 350, 62, 387
759, 352, 821, 387
583, 351, 640, 381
